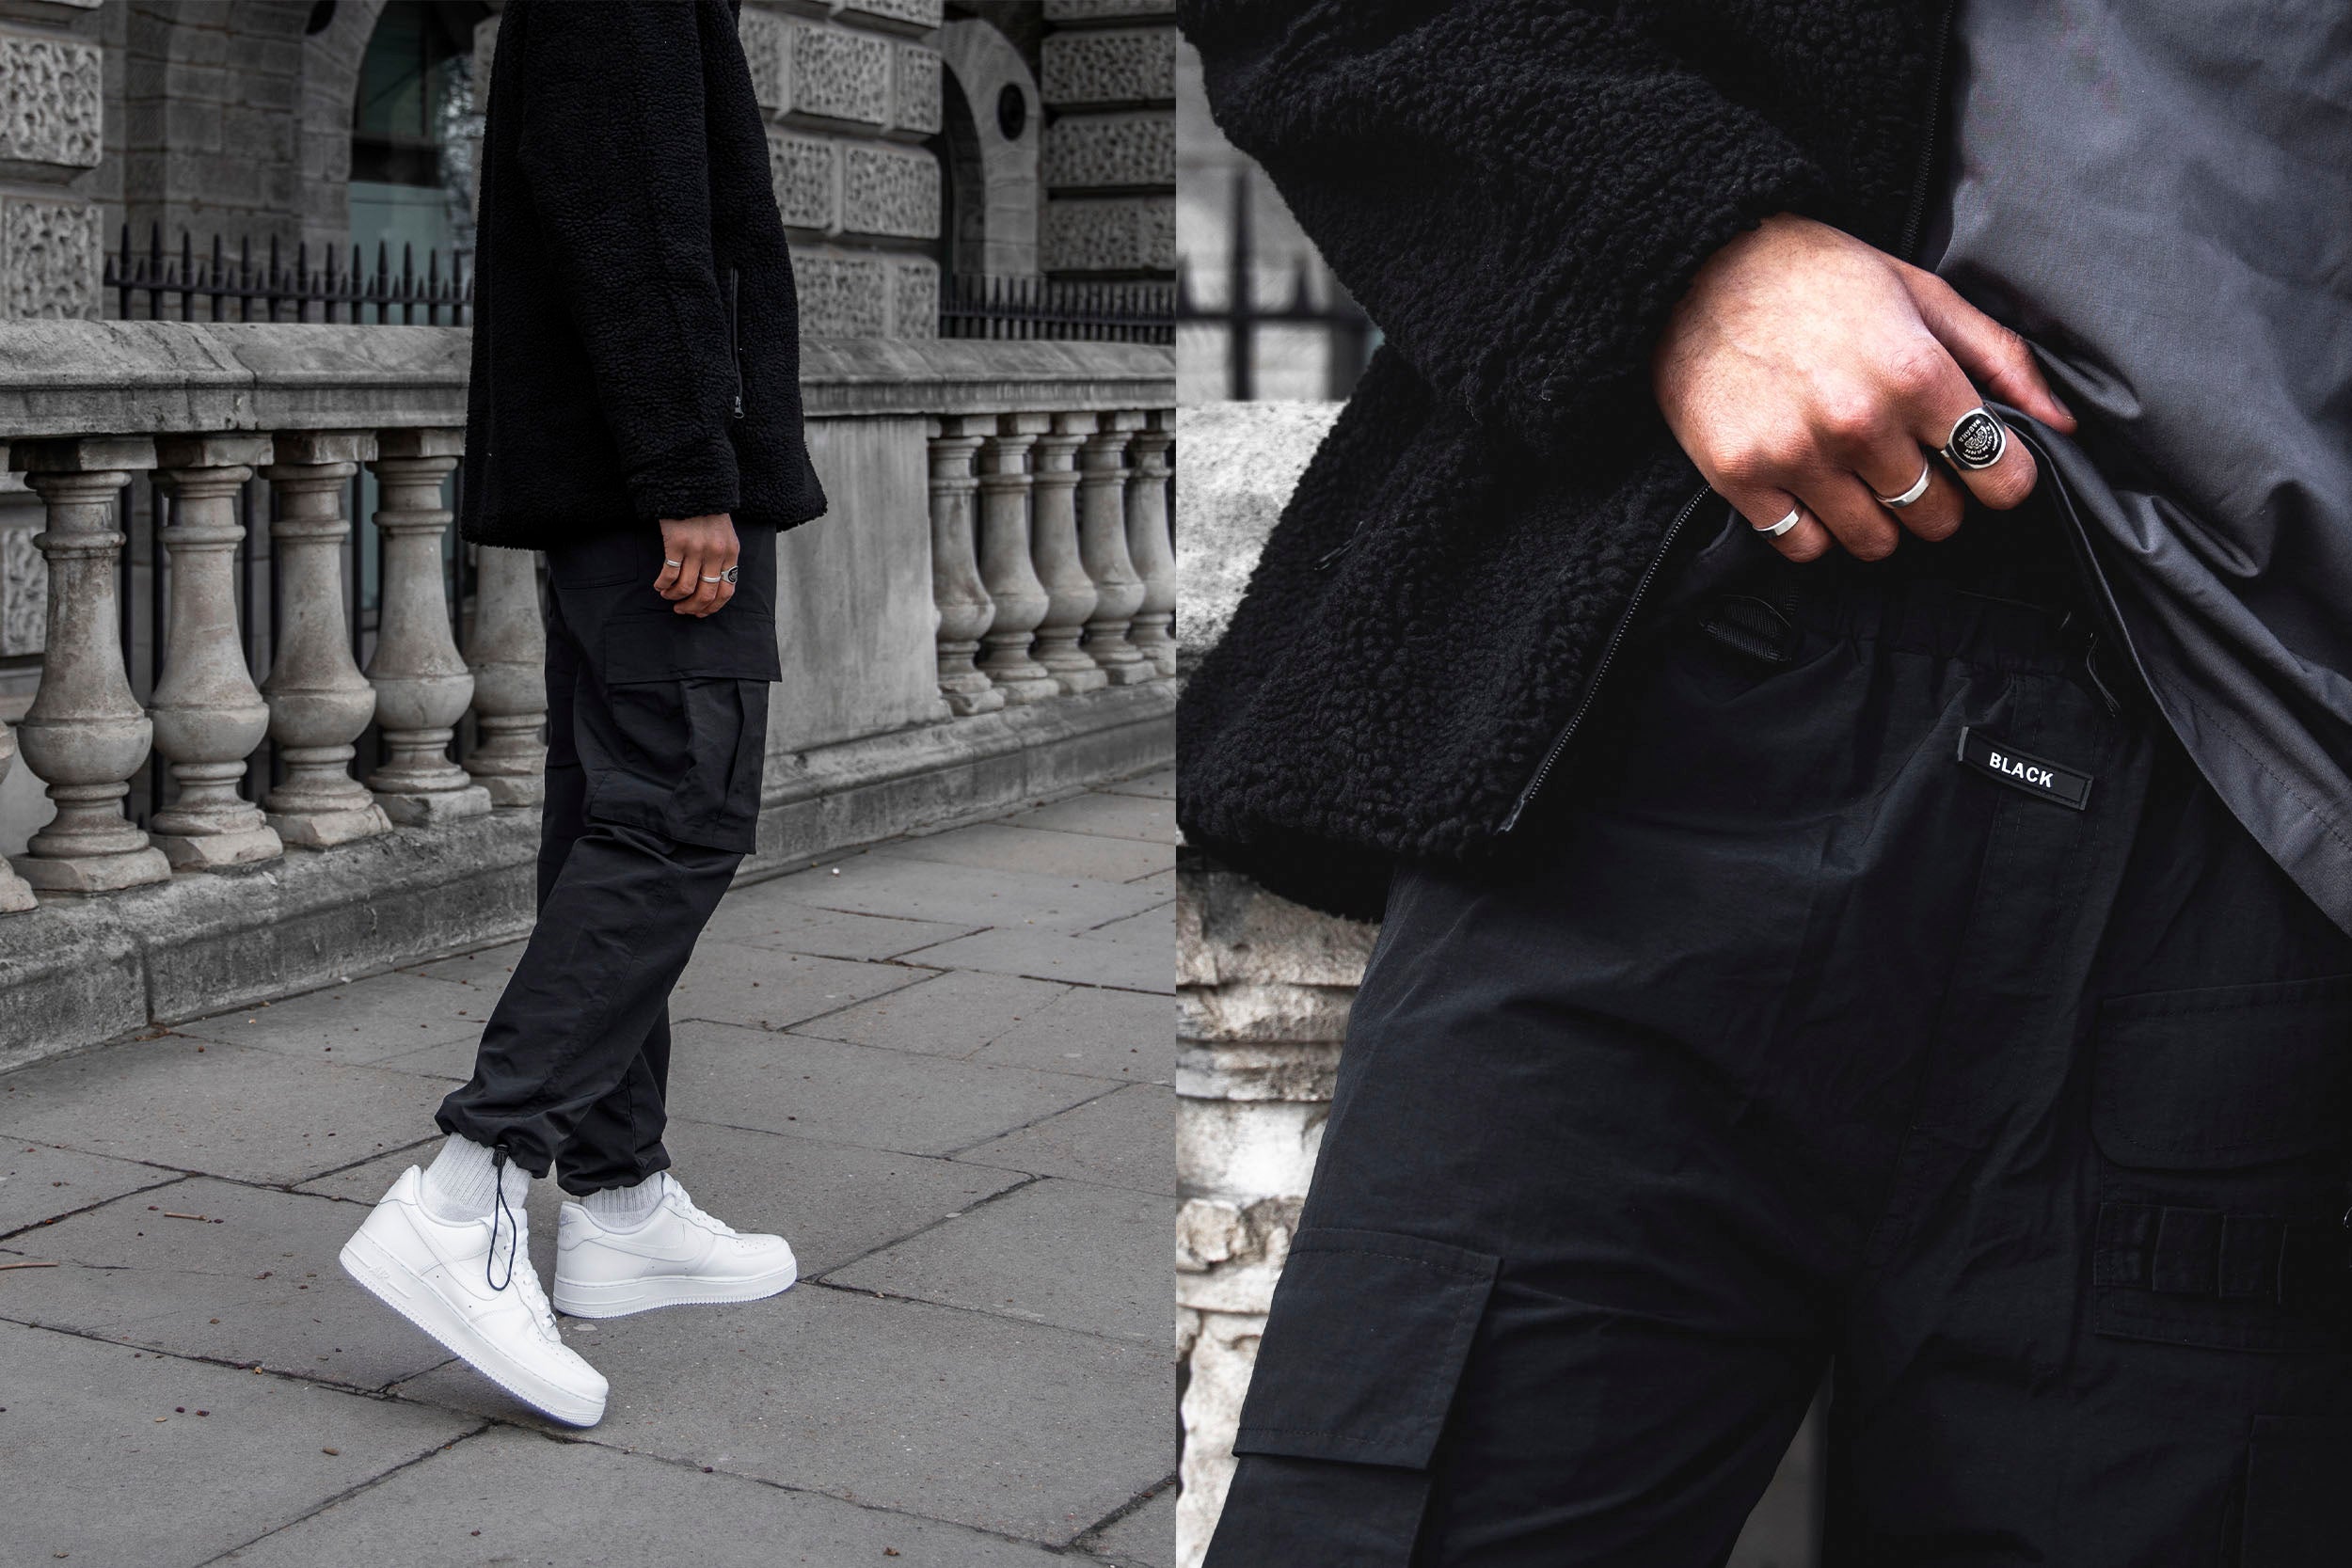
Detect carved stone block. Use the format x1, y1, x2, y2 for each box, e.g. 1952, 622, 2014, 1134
1040, 26, 1175, 107
0, 30, 102, 170
767, 128, 837, 231
840, 142, 940, 240
892, 41, 942, 135
737, 7, 787, 116
790, 21, 891, 126
1041, 194, 1174, 274
791, 251, 889, 338
891, 256, 938, 339
0, 197, 100, 320
1042, 110, 1173, 189
1043, 0, 1175, 17
841, 0, 943, 27
1, 521, 42, 657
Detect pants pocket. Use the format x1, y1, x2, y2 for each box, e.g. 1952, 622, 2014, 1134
1205, 1227, 1500, 1567
2238, 1416, 2352, 1566
583, 610, 778, 854
2090, 975, 2352, 1354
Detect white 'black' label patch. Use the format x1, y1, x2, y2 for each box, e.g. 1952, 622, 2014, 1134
1957, 727, 2091, 810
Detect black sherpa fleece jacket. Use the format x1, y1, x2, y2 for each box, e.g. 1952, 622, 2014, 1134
1175, 0, 1949, 919
459, 0, 826, 550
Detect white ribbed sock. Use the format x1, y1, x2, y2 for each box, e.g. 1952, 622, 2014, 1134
421, 1134, 529, 1224
583, 1173, 668, 1228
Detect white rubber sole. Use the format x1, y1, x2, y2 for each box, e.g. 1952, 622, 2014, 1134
339, 1223, 607, 1428
552, 1259, 799, 1320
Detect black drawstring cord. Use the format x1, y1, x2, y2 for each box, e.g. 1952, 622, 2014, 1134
486, 1145, 517, 1292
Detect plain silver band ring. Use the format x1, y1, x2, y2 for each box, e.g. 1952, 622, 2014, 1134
1756, 506, 1803, 539
700, 565, 740, 583
663, 559, 682, 567
1875, 461, 1933, 511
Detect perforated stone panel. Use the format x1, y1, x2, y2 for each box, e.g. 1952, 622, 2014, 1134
0, 197, 99, 319
1043, 111, 1173, 190
791, 22, 892, 126
891, 256, 938, 339
1042, 196, 1173, 274
0, 30, 102, 169
1, 524, 43, 657
791, 251, 890, 338
893, 41, 942, 135
768, 128, 837, 231
1040, 27, 1174, 107
738, 8, 787, 115
841, 142, 940, 240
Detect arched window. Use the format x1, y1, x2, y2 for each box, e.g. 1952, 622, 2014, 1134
349, 1, 488, 272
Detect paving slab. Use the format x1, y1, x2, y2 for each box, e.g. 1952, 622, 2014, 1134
877, 821, 1173, 884
830, 1177, 1174, 1345
755, 852, 1167, 932
303, 1117, 1026, 1278
670, 939, 931, 1033
1092, 1483, 1177, 1568
220, 1423, 1073, 1567
0, 1176, 460, 1391
958, 1083, 1176, 1196
900, 926, 1172, 996
666, 1021, 1105, 1157
0, 1037, 446, 1185
389, 1283, 1171, 1546
172, 971, 487, 1063
1009, 791, 1176, 842
1096, 768, 1174, 800
400, 938, 527, 991
792, 968, 1072, 1059
967, 985, 1175, 1084
700, 895, 978, 961
0, 1319, 477, 1568
1081, 900, 1174, 951
0, 1138, 179, 1238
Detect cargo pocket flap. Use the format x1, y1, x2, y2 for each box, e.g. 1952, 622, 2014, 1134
1232, 1228, 1499, 1470
2093, 975, 2352, 1170
603, 609, 782, 685
2241, 1415, 2352, 1567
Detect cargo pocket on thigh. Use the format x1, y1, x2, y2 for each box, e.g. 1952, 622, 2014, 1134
1212, 1228, 1500, 1565
2090, 975, 2352, 1354
587, 610, 779, 854
2237, 1415, 2352, 1566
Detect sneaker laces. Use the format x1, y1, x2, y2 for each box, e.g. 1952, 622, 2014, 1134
661, 1176, 743, 1240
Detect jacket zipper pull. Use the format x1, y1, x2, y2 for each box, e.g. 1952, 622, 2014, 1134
1313, 528, 1363, 571
727, 266, 744, 420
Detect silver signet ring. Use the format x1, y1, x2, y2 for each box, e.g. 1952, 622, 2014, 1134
1942, 408, 2008, 472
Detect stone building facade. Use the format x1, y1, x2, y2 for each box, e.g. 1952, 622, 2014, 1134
0, 0, 1178, 332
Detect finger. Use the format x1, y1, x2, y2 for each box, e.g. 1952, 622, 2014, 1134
1846, 436, 1963, 544
661, 540, 701, 602
683, 559, 727, 617
1716, 482, 1835, 564
1925, 401, 2042, 513
655, 550, 685, 597
1795, 467, 1902, 562
1900, 267, 2077, 433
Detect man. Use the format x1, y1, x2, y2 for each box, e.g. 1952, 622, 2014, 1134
339, 0, 827, 1430
1180, 0, 2352, 1560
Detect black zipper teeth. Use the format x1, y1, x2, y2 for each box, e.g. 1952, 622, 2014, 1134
1895, 0, 1959, 261
728, 266, 744, 419
1502, 483, 1712, 832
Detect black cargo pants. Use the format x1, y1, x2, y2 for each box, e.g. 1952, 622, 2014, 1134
1206, 492, 2352, 1566
437, 522, 779, 1196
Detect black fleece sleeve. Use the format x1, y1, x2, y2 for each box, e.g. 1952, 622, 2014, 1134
512, 0, 740, 523
1180, 0, 1829, 455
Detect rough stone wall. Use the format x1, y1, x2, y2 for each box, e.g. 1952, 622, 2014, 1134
0, 0, 107, 322
1038, 0, 1171, 279
740, 0, 945, 338
119, 0, 315, 257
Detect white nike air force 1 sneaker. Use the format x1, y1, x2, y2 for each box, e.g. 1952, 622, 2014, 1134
552, 1173, 799, 1319
339, 1166, 608, 1428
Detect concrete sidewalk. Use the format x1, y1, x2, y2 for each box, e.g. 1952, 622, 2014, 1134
0, 769, 1176, 1568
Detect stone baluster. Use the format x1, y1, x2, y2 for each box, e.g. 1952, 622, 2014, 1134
462, 544, 548, 806
929, 416, 1003, 716
363, 430, 490, 825
975, 413, 1057, 704
259, 432, 389, 848
6, 437, 172, 894
1079, 410, 1152, 685
1127, 409, 1177, 677
1028, 412, 1104, 695
148, 435, 282, 870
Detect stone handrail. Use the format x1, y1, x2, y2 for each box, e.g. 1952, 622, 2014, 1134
0, 322, 1174, 913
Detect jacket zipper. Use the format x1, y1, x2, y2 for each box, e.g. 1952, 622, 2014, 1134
726, 265, 744, 420
1501, 483, 1712, 832
1501, 5, 1961, 834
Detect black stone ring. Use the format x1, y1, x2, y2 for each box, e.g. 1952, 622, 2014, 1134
1941, 407, 2009, 472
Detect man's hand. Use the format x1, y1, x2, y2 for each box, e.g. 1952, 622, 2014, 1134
655, 514, 739, 616
1650, 214, 2076, 562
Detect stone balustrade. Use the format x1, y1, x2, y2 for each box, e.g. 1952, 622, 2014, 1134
0, 323, 1173, 1065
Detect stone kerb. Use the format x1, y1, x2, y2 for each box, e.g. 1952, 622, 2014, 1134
1171, 398, 1376, 1568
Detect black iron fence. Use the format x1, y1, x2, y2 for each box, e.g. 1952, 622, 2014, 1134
106, 224, 474, 325
1176, 167, 1375, 400
938, 274, 1174, 344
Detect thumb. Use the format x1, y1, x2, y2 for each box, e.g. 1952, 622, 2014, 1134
1899, 267, 2077, 434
